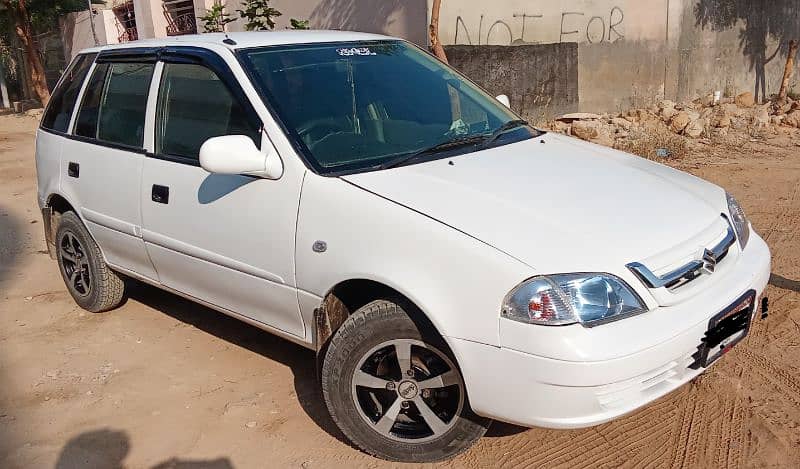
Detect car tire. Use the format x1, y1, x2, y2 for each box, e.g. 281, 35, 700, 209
55, 211, 125, 312
321, 299, 489, 462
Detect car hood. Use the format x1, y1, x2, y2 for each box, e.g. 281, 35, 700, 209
342, 132, 726, 274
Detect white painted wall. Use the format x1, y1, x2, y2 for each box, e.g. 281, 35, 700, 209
61, 10, 119, 59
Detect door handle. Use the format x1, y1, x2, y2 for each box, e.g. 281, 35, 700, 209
151, 184, 169, 204
67, 162, 79, 178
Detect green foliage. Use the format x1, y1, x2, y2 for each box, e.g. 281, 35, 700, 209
290, 18, 309, 30
236, 0, 281, 31
199, 1, 235, 33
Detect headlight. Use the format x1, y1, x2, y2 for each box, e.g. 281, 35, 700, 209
501, 273, 648, 326
726, 192, 750, 250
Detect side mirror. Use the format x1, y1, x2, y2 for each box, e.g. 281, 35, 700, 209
199, 135, 282, 179
496, 94, 510, 108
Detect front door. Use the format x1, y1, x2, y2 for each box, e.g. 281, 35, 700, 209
140, 54, 305, 337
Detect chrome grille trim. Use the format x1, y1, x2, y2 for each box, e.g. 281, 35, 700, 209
626, 215, 736, 291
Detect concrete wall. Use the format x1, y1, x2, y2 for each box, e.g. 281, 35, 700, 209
222, 0, 428, 44
58, 0, 799, 114
445, 43, 579, 120
61, 10, 119, 60
438, 0, 800, 113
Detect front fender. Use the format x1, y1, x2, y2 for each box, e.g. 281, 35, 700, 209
295, 174, 532, 347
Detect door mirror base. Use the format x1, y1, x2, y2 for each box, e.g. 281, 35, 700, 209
199, 135, 283, 179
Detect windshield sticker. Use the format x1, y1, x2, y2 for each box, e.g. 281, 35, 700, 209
337, 47, 377, 56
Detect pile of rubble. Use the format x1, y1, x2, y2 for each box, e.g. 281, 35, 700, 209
543, 91, 800, 151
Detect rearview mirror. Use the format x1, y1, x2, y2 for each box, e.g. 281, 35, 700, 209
496, 94, 510, 108
199, 135, 282, 179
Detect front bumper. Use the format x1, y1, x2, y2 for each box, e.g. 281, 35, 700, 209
449, 233, 771, 429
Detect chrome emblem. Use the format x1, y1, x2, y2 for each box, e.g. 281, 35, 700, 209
701, 248, 717, 274
312, 240, 327, 253
397, 380, 419, 399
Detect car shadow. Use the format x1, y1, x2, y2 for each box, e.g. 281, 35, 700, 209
769, 273, 800, 292
54, 428, 233, 469
123, 281, 353, 447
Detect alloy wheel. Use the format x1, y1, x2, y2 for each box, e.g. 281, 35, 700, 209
351, 338, 464, 443
59, 231, 92, 297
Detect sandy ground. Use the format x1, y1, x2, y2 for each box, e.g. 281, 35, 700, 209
1, 113, 799, 469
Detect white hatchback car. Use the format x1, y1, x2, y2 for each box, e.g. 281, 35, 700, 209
36, 31, 770, 462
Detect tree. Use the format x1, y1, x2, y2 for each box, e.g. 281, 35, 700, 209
1, 0, 98, 106
429, 0, 447, 63
199, 1, 234, 33
236, 0, 281, 31
2, 0, 50, 105
289, 18, 309, 30
778, 40, 798, 101
695, 0, 800, 103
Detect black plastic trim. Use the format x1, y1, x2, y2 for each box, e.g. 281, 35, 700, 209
145, 152, 201, 167
97, 47, 160, 63
39, 128, 148, 154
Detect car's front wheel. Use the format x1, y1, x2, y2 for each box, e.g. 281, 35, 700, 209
321, 299, 489, 462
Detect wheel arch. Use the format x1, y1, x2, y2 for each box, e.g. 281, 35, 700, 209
41, 192, 79, 259
313, 278, 454, 365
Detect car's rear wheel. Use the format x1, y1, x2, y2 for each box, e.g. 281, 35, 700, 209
321, 299, 489, 462
55, 212, 125, 312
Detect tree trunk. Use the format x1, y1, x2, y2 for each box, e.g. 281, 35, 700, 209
429, 0, 448, 63
6, 0, 51, 106
778, 39, 798, 101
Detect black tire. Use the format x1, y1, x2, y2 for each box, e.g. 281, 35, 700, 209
321, 299, 489, 462
55, 211, 125, 312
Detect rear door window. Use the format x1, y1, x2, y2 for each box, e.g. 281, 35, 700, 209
74, 62, 154, 148
41, 53, 97, 133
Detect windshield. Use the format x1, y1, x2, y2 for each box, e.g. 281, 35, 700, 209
239, 40, 536, 174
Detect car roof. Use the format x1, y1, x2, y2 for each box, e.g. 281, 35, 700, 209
78, 30, 397, 55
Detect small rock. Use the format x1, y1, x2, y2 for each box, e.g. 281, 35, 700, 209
24, 296, 32, 301
698, 94, 716, 107
658, 99, 676, 110
670, 111, 691, 133
245, 421, 257, 428
771, 115, 784, 125
571, 120, 600, 140
712, 112, 732, 128
684, 118, 706, 138
552, 120, 570, 133
784, 110, 800, 128
753, 105, 770, 127
610, 117, 632, 131
735, 91, 755, 108
556, 112, 601, 122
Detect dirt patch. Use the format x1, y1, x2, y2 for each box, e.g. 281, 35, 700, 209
1, 114, 799, 468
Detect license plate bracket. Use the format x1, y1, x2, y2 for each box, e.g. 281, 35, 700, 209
689, 290, 755, 369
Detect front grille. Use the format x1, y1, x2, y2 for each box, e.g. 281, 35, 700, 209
626, 215, 736, 292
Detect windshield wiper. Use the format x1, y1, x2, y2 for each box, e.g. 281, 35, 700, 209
378, 119, 529, 170
378, 134, 487, 169
480, 119, 529, 148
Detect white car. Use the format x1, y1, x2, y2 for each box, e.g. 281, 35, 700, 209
35, 31, 771, 462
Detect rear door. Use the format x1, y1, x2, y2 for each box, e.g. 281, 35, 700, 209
139, 48, 305, 337
58, 51, 158, 280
